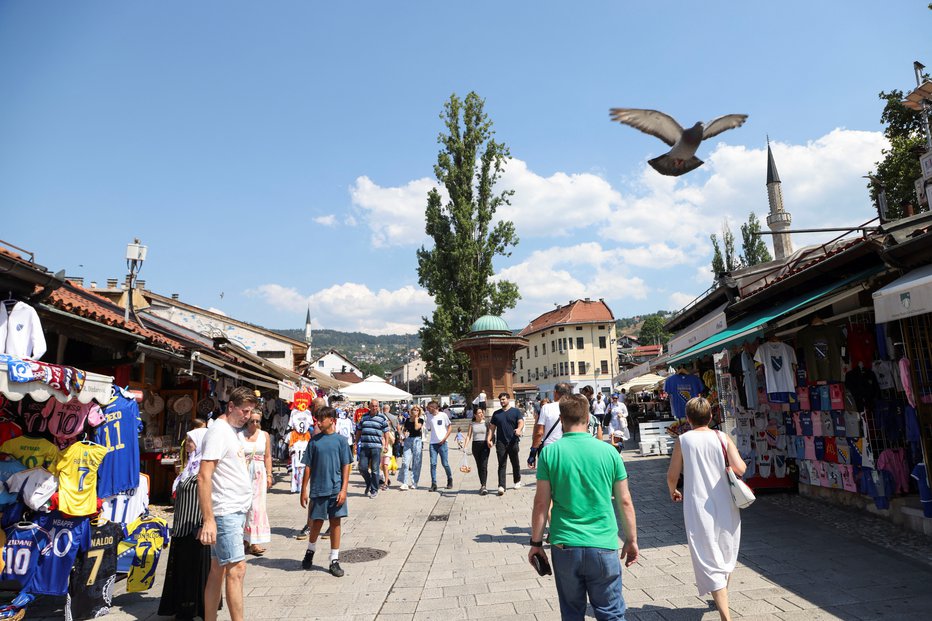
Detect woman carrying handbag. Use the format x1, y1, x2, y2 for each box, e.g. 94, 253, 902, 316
666, 397, 747, 621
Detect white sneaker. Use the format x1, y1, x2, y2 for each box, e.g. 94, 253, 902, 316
497, 487, 505, 496
410, 484, 417, 490
514, 481, 523, 490
399, 484, 409, 491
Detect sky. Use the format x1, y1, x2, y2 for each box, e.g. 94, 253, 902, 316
1, 2, 929, 335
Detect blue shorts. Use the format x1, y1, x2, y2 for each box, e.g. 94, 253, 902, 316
309, 495, 348, 522
211, 511, 247, 566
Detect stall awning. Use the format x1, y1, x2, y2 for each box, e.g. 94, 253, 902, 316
872, 264, 932, 323
669, 268, 879, 366
0, 358, 113, 404
667, 303, 728, 356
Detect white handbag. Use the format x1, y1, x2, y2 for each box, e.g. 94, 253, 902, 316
719, 432, 755, 509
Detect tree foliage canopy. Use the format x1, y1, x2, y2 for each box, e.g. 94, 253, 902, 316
740, 213, 772, 266
639, 314, 671, 345
870, 88, 928, 219
710, 213, 773, 279
416, 92, 520, 393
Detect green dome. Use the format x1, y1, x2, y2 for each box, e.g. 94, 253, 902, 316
470, 315, 510, 334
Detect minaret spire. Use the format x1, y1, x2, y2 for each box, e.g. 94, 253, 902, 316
304, 307, 313, 361
765, 139, 793, 260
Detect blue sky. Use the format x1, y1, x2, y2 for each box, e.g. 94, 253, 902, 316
1, 2, 929, 334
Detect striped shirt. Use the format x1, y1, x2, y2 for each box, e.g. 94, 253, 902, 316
171, 476, 203, 538
357, 413, 388, 449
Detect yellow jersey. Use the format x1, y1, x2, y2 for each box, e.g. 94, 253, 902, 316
123, 515, 169, 592
55, 442, 108, 516
0, 436, 59, 470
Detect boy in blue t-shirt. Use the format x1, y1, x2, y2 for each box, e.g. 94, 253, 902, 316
299, 406, 352, 577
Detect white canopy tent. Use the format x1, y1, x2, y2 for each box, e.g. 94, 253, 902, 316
337, 375, 413, 402
618, 373, 666, 394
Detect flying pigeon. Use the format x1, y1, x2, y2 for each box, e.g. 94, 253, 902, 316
609, 108, 748, 176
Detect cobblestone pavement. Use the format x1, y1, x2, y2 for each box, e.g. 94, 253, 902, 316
21, 433, 932, 620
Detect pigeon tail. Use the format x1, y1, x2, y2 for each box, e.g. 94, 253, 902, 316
648, 154, 704, 177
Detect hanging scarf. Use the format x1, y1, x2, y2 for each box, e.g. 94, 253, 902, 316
173, 427, 208, 493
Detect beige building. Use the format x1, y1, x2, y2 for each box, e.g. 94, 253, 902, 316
514, 299, 617, 399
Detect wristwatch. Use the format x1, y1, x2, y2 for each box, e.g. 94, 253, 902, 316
529, 539, 543, 547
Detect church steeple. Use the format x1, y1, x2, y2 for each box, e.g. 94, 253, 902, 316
765, 138, 793, 260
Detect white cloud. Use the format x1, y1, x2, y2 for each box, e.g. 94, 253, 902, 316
668, 292, 697, 309
249, 282, 433, 335
495, 242, 648, 327
313, 214, 337, 226
349, 175, 436, 247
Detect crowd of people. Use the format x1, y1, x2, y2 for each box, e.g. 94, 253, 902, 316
159, 385, 741, 621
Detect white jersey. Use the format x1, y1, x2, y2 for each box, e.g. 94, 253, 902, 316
754, 341, 797, 394
4, 467, 58, 511
288, 410, 314, 435
101, 474, 150, 524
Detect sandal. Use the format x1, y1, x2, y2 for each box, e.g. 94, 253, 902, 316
247, 544, 265, 556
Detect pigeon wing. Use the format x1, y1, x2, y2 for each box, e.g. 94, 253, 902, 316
702, 114, 749, 140
609, 108, 683, 147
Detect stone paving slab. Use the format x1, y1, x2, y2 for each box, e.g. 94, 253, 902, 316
17, 434, 932, 619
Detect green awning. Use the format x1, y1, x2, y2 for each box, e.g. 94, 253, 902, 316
668, 267, 880, 366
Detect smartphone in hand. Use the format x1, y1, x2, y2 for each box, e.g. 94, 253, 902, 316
531, 551, 552, 576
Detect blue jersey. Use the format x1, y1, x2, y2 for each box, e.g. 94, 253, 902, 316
31, 511, 91, 595
664, 373, 704, 420
93, 394, 143, 498
1, 522, 52, 591
0, 459, 27, 506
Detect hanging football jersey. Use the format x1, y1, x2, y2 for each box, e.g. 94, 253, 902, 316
41, 400, 104, 448
66, 519, 125, 621
55, 442, 108, 516
122, 515, 169, 592
31, 511, 91, 596
0, 419, 22, 445
100, 473, 149, 525
288, 409, 314, 435
4, 467, 58, 511
0, 459, 27, 506
0, 522, 52, 591
93, 392, 143, 498
0, 436, 59, 470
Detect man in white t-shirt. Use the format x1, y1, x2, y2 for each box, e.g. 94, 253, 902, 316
529, 383, 572, 466
607, 398, 630, 452
198, 387, 258, 621
426, 400, 453, 491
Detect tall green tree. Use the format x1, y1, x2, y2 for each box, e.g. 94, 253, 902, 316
869, 87, 928, 220
416, 92, 520, 393
740, 212, 772, 266
722, 222, 740, 272
710, 233, 726, 278
639, 314, 671, 345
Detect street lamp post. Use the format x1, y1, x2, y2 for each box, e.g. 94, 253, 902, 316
124, 239, 147, 325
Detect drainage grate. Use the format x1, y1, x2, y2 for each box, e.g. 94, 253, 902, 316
427, 513, 449, 522
339, 547, 388, 563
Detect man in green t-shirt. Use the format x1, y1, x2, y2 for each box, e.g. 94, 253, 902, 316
529, 393, 639, 620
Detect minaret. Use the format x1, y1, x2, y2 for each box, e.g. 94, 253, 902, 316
765, 139, 793, 260
304, 307, 313, 361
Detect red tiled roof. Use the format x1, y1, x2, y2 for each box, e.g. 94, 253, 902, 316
633, 345, 663, 356
742, 238, 867, 299
43, 281, 185, 351
332, 372, 363, 383
518, 300, 615, 337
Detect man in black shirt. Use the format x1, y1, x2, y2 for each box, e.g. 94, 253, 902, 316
488, 392, 525, 496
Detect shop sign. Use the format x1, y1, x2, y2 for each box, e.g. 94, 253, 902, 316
872, 264, 932, 323
921, 151, 932, 181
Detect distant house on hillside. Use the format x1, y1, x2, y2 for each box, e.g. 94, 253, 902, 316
390, 358, 428, 388
618, 334, 639, 349
311, 348, 363, 379
632, 344, 663, 363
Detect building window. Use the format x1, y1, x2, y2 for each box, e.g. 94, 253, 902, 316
551, 340, 556, 351
576, 326, 583, 331
552, 364, 557, 376
576, 337, 584, 349
599, 336, 607, 349
550, 330, 554, 334
579, 361, 587, 375
569, 338, 574, 350
558, 327, 564, 331
599, 325, 605, 330
543, 343, 547, 354
258, 350, 286, 359
318, 360, 325, 367
519, 358, 523, 369
601, 360, 609, 373
570, 361, 576, 374
534, 345, 538, 357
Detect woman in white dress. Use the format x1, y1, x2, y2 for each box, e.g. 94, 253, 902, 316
666, 397, 746, 621
240, 411, 273, 555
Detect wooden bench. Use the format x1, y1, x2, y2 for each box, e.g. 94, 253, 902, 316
638, 420, 675, 456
